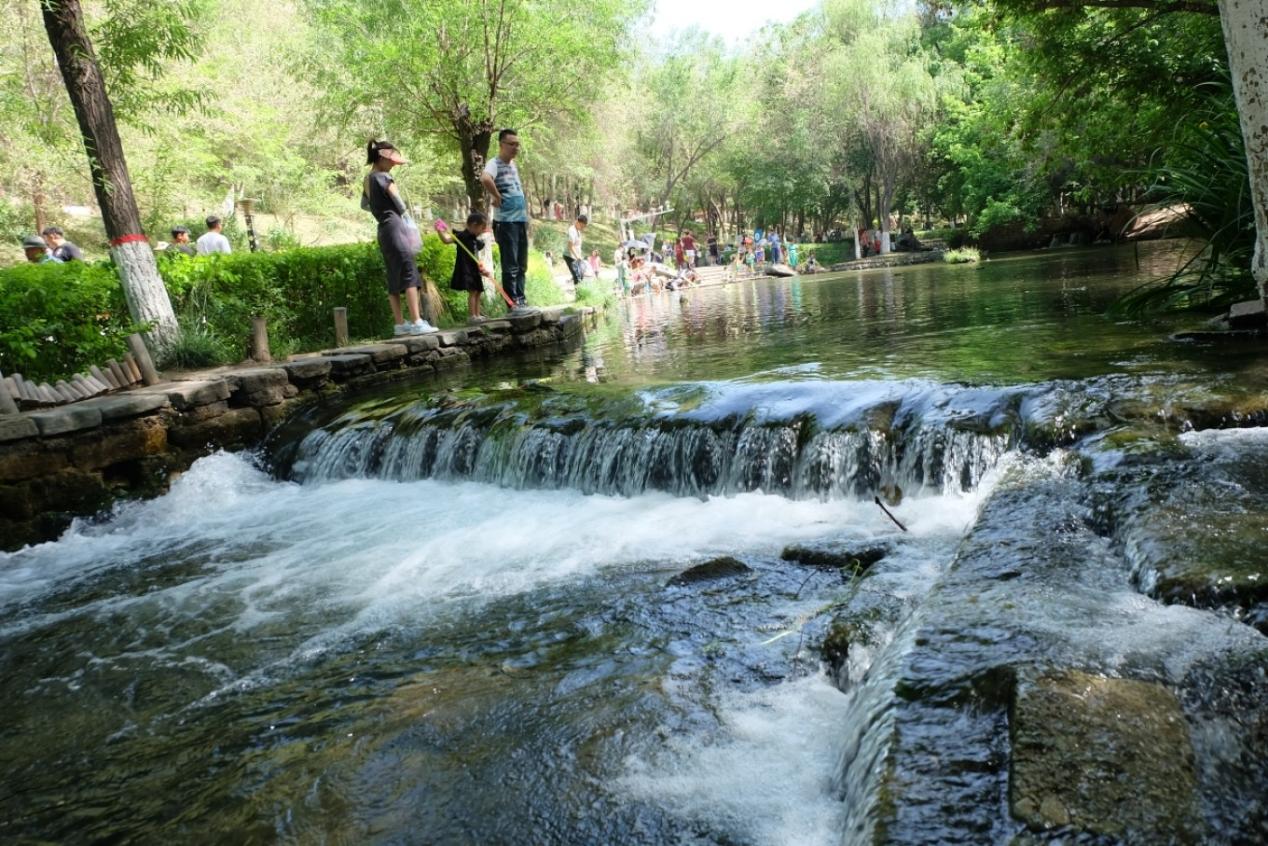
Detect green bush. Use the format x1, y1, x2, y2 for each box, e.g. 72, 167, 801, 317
574, 280, 617, 309
0, 260, 138, 381
1, 235, 574, 381
943, 247, 981, 264
971, 200, 1024, 238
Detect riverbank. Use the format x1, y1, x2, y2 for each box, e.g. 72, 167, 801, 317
0, 306, 599, 551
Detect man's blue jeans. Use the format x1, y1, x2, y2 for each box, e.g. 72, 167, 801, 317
493, 221, 529, 302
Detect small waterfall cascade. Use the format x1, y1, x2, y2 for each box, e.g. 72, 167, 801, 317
281, 380, 1021, 500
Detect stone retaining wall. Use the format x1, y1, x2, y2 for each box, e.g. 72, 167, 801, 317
828, 249, 946, 272
0, 306, 597, 551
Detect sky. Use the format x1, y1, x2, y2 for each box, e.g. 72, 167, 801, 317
648, 0, 821, 47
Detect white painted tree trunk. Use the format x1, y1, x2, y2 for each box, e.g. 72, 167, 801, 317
1218, 0, 1268, 304
853, 220, 862, 260
110, 239, 179, 350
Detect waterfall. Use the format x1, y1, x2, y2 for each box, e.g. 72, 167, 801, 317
288, 409, 1013, 500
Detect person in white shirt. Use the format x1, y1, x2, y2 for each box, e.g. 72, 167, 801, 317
564, 214, 587, 287
196, 216, 232, 255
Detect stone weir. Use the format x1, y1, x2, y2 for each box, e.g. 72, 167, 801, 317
0, 307, 598, 551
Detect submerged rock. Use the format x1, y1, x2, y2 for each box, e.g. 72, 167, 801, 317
666, 556, 751, 586
1011, 669, 1199, 842
780, 544, 887, 572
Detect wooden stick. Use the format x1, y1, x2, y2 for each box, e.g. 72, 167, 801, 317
106, 359, 129, 388
0, 371, 17, 415
126, 333, 161, 385
251, 316, 271, 362
89, 364, 113, 389
12, 373, 29, 400
123, 354, 143, 384
74, 375, 101, 396
333, 307, 349, 347
873, 496, 908, 532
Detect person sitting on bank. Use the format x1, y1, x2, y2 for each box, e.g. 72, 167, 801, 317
439, 210, 495, 324
41, 226, 82, 262
894, 227, 924, 252
196, 216, 232, 255
168, 226, 196, 256
22, 234, 61, 264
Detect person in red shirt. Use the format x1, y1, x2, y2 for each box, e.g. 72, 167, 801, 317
682, 229, 697, 267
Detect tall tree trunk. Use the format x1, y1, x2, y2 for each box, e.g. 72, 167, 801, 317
455, 111, 492, 213
1218, 0, 1268, 305
40, 0, 178, 350
32, 173, 47, 234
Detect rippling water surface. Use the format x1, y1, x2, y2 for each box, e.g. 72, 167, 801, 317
2, 242, 1265, 843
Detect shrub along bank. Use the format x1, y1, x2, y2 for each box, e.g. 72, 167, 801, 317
0, 234, 568, 382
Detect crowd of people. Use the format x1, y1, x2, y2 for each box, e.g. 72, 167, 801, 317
18, 216, 235, 266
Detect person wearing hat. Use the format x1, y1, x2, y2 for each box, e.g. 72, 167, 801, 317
362, 139, 434, 336
168, 225, 196, 256
41, 226, 83, 262
22, 235, 61, 264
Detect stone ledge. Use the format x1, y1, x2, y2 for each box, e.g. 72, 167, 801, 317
0, 416, 38, 443
322, 353, 374, 377
136, 379, 231, 410
27, 405, 103, 436
329, 343, 409, 364
223, 367, 289, 393
76, 393, 171, 422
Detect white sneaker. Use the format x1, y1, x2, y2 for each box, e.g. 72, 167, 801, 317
408, 319, 435, 335
393, 323, 409, 336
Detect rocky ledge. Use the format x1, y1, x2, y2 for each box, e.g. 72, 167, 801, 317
0, 307, 597, 551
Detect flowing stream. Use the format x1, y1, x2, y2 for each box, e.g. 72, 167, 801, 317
2, 242, 1266, 843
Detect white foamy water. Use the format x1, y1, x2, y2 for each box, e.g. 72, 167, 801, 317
618, 673, 852, 846
0, 451, 988, 634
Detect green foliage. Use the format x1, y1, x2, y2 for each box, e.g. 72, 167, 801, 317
0, 261, 138, 381
943, 247, 981, 264
1112, 87, 1256, 315
971, 200, 1025, 238
574, 281, 617, 310
161, 322, 237, 370
0, 233, 573, 382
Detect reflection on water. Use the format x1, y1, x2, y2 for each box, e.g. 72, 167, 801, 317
598, 242, 1264, 386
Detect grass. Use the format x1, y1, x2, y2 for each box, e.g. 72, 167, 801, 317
530, 217, 623, 262
943, 247, 981, 264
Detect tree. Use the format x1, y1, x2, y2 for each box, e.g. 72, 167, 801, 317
39, 0, 178, 348
627, 35, 742, 210
306, 0, 645, 210
824, 0, 943, 252
1216, 0, 1268, 305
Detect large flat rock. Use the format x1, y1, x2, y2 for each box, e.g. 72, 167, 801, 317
329, 343, 408, 364
76, 393, 171, 421
1012, 670, 1199, 841
137, 379, 231, 410
279, 357, 332, 383
0, 416, 38, 443
395, 334, 440, 353
27, 405, 103, 436
322, 353, 374, 378
222, 367, 288, 393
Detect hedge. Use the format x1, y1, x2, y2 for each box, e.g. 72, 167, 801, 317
0, 261, 138, 382
0, 233, 567, 382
